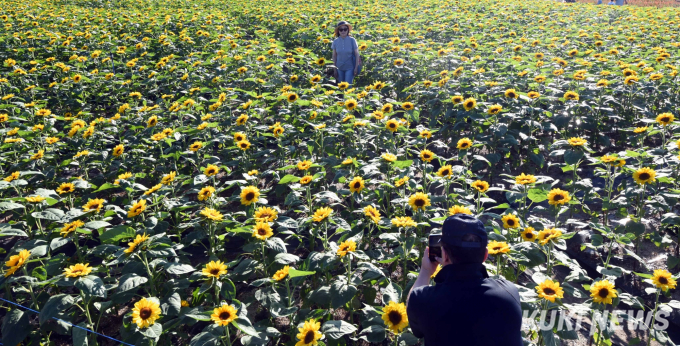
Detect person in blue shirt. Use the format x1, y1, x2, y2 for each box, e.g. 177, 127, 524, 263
331, 21, 361, 86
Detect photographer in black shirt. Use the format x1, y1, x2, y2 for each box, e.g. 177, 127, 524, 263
406, 214, 523, 346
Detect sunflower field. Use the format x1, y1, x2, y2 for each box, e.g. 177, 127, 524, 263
1, 0, 680, 345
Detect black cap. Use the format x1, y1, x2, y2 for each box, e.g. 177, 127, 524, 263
438, 214, 488, 248
336, 21, 350, 28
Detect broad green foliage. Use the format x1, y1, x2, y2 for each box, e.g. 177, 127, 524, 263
1, 0, 680, 345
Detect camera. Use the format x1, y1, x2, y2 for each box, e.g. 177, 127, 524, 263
428, 234, 442, 262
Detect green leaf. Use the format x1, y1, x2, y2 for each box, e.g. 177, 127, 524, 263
138, 322, 163, 339
73, 322, 89, 346
100, 225, 135, 244
331, 280, 357, 308
164, 263, 196, 275
75, 276, 107, 298
93, 183, 118, 193
117, 274, 148, 292
40, 294, 75, 325
2, 309, 31, 346
189, 332, 220, 346
221, 279, 237, 300
322, 320, 357, 339
392, 160, 413, 169
288, 268, 316, 278
382, 281, 402, 305
564, 149, 584, 165
233, 317, 259, 337
527, 188, 548, 203
279, 174, 300, 184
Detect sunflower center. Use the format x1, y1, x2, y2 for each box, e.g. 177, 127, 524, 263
72, 269, 83, 274
443, 170, 450, 175
388, 310, 402, 325
258, 228, 267, 235
139, 307, 152, 319
661, 116, 670, 122
508, 220, 515, 226
219, 311, 231, 320
526, 233, 534, 239
493, 246, 501, 251
210, 268, 220, 275
414, 199, 425, 207
639, 173, 650, 180
353, 182, 361, 188
659, 277, 669, 284
543, 288, 555, 295
553, 195, 564, 201
245, 192, 255, 200
303, 330, 315, 344
598, 288, 610, 298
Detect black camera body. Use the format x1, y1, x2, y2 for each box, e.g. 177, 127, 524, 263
428, 234, 442, 262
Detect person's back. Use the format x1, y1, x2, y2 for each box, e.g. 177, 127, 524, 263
405, 214, 523, 346
407, 263, 523, 345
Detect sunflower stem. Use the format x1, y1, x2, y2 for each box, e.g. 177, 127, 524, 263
646, 289, 661, 346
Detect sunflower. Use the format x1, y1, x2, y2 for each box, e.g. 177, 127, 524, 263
295, 320, 323, 346
297, 160, 312, 171
437, 165, 453, 179
408, 192, 431, 211
240, 186, 260, 206
448, 205, 472, 216
132, 298, 162, 328
252, 222, 273, 240
463, 97, 477, 111
521, 227, 537, 242
342, 158, 354, 165
254, 206, 278, 223
419, 130, 432, 139
233, 132, 246, 142
590, 280, 617, 305
337, 240, 357, 257
344, 98, 358, 110
651, 269, 677, 291
504, 89, 519, 99
147, 116, 158, 127
201, 207, 223, 221
125, 233, 150, 254
236, 114, 248, 126
381, 103, 394, 113
4, 249, 30, 277
547, 188, 570, 205
394, 176, 409, 187
127, 199, 147, 218
4, 171, 20, 182
487, 104, 503, 115
567, 137, 587, 147
560, 90, 578, 101
451, 95, 464, 104
419, 149, 435, 162
381, 153, 397, 162
633, 167, 656, 185
64, 263, 93, 278
197, 186, 215, 202
385, 119, 400, 132
363, 205, 381, 224
211, 304, 237, 326
536, 279, 565, 302
537, 228, 563, 245
487, 240, 510, 255
457, 138, 473, 150
471, 180, 489, 193
144, 184, 162, 196
348, 176, 365, 193
25, 195, 45, 203
300, 175, 313, 185
60, 220, 84, 237
401, 102, 414, 111
237, 139, 251, 150
391, 216, 417, 228
83, 198, 105, 213
633, 126, 648, 133
393, 59, 404, 66
515, 173, 536, 185
189, 141, 203, 152
202, 260, 228, 278
382, 301, 409, 333
204, 164, 219, 177
56, 182, 75, 194
501, 214, 520, 229
312, 207, 333, 223
656, 112, 675, 126
263, 263, 290, 282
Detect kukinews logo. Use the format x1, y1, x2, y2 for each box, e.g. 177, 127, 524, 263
522, 309, 670, 335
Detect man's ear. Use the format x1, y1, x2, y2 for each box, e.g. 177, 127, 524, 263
440, 246, 449, 264
483, 248, 489, 262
